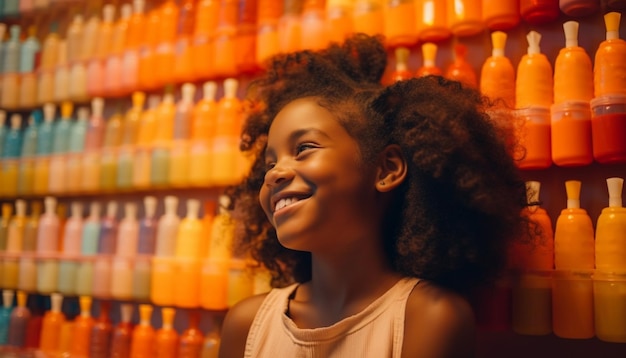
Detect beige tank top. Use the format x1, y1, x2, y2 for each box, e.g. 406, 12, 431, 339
245, 277, 421, 358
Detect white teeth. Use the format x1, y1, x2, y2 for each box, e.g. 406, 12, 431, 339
275, 197, 300, 212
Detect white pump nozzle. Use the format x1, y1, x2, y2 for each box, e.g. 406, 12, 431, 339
44, 196, 57, 215
103, 4, 115, 22
181, 83, 196, 103
121, 3, 133, 19
77, 107, 89, 121
133, 0, 145, 14
203, 81, 218, 101
125, 202, 137, 220
147, 94, 161, 110
223, 78, 239, 99
92, 98, 105, 118
563, 21, 580, 48
607, 177, 624, 208
50, 293, 63, 312
565, 180, 582, 209
526, 31, 542, 55
218, 195, 231, 215
526, 181, 541, 207
44, 103, 56, 122
120, 303, 133, 323
144, 196, 157, 218
10, 114, 21, 129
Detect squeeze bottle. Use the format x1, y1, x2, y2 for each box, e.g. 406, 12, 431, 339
595, 177, 626, 271
70, 296, 95, 357
480, 31, 515, 109
155, 307, 179, 358
110, 303, 134, 358
104, 3, 132, 97
88, 3, 115, 98
39, 293, 65, 354
594, 12, 626, 97
553, 21, 594, 105
36, 196, 60, 254
57, 201, 84, 296
516, 31, 553, 109
6, 199, 26, 254
19, 26, 41, 109
256, 0, 282, 68
90, 300, 113, 358
152, 196, 180, 306
0, 290, 14, 344
175, 199, 204, 307
189, 81, 218, 186
415, 0, 451, 43
130, 304, 155, 358
18, 116, 38, 195
82, 202, 102, 256
173, 0, 197, 83
153, 0, 179, 88
416, 43, 442, 77
121, 0, 145, 94
211, 78, 244, 186
151, 89, 176, 187
98, 201, 119, 255
138, 5, 160, 91
137, 196, 158, 255
7, 291, 30, 348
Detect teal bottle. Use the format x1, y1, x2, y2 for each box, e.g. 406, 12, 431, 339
2, 0, 20, 17
0, 290, 14, 345
52, 101, 74, 154
20, 25, 41, 73
69, 107, 89, 153
0, 110, 7, 158
81, 202, 102, 255
2, 114, 23, 158
3, 25, 21, 73
0, 25, 6, 74
36, 103, 56, 156
21, 113, 40, 157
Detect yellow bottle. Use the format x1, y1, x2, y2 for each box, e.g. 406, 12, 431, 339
211, 79, 243, 186
595, 177, 626, 271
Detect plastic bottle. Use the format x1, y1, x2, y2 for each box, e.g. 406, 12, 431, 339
389, 47, 412, 83
6, 199, 26, 254
152, 0, 179, 88
235, 0, 259, 74
18, 115, 39, 196
22, 201, 41, 252
352, 0, 383, 36
88, 4, 116, 98
37, 23, 60, 105
482, 0, 520, 31
111, 203, 139, 300
122, 0, 145, 94
101, 109, 124, 192
35, 197, 60, 294
117, 92, 145, 190
173, 0, 197, 84
279, 0, 304, 53
560, 0, 600, 17
2, 201, 22, 290
39, 293, 65, 354
0, 110, 6, 159
1, 25, 21, 109
415, 0, 451, 42
66, 14, 88, 103
155, 307, 179, 358
57, 201, 83, 296
82, 98, 106, 193
211, 78, 244, 186
446, 0, 484, 37
520, 0, 559, 25
138, 6, 161, 91
445, 43, 477, 88
138, 196, 158, 255
192, 0, 220, 81
130, 304, 155, 358
110, 303, 134, 358
416, 43, 442, 77
326, 0, 354, 44
152, 89, 176, 187
7, 291, 30, 348
89, 300, 113, 358
170, 84, 196, 188
480, 31, 515, 109
70, 296, 95, 357
51, 39, 70, 103
552, 180, 595, 339
200, 316, 221, 358
516, 31, 553, 109
32, 104, 54, 195
595, 177, 626, 271
554, 21, 594, 105
594, 12, 626, 97
189, 81, 218, 186
3, 113, 22, 158
175, 199, 203, 308
134, 95, 160, 189
212, 0, 238, 78
256, 0, 283, 68
152, 196, 180, 306
0, 204, 11, 252
19, 25, 41, 109
384, 0, 418, 48
98, 201, 119, 255
65, 107, 89, 191
49, 101, 73, 194
82, 202, 102, 256
0, 290, 14, 345
178, 310, 204, 358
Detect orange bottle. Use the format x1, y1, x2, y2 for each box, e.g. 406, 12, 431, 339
178, 310, 204, 358
122, 0, 146, 94
279, 0, 304, 53
211, 78, 243, 186
550, 100, 593, 167
110, 303, 134, 358
482, 0, 520, 31
446, 0, 484, 37
90, 300, 113, 358
480, 31, 515, 109
595, 177, 626, 271
326, 0, 354, 44
384, 0, 418, 48
300, 0, 329, 51
389, 47, 412, 83
174, 0, 197, 84
134, 95, 160, 190
70, 296, 96, 357
552, 180, 595, 339
105, 3, 133, 97
87, 4, 115, 98
39, 293, 65, 355
236, 0, 259, 74
416, 43, 442, 77
37, 23, 60, 105
155, 308, 179, 358
553, 21, 594, 105
154, 0, 180, 88
352, 0, 383, 36
213, 0, 238, 78
175, 199, 204, 308
594, 12, 626, 98
130, 304, 155, 358
192, 0, 220, 81
415, 0, 451, 42
516, 31, 553, 109
138, 4, 161, 91
256, 0, 283, 68
189, 81, 218, 186
445, 43, 477, 88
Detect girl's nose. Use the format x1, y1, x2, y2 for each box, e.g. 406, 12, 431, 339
264, 162, 294, 187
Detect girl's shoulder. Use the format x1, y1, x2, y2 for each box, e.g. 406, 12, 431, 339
402, 281, 476, 358
219, 292, 270, 358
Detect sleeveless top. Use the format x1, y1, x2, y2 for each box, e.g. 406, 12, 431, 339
244, 277, 421, 358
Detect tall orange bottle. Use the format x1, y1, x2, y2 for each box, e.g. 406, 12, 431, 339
189, 81, 218, 186
155, 308, 179, 358
301, 0, 329, 50
37, 23, 60, 105
154, 0, 180, 88
178, 310, 204, 358
122, 0, 146, 94
279, 0, 304, 53
415, 0, 451, 43
445, 43, 477, 88
552, 180, 595, 339
174, 0, 197, 84
130, 304, 155, 358
134, 95, 160, 189
553, 21, 594, 105
105, 3, 132, 97
326, 0, 354, 44
352, 0, 383, 37
68, 12, 90, 103
480, 31, 515, 109
70, 296, 96, 357
211, 78, 243, 186
384, 0, 418, 48
39, 293, 65, 355
192, 0, 220, 81
175, 199, 204, 308
212, 0, 238, 78
594, 12, 626, 97
170, 83, 196, 188
256, 0, 283, 68
138, 3, 161, 91
87, 4, 115, 98
152, 89, 177, 188
416, 43, 442, 77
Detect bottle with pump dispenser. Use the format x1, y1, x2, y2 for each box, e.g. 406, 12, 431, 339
1, 25, 22, 110
92, 201, 118, 299
18, 114, 39, 196
416, 43, 442, 77
170, 83, 196, 188
152, 196, 180, 306
255, 0, 282, 69
189, 81, 218, 186
19, 26, 41, 109
2, 114, 23, 197
155, 307, 179, 358
49, 101, 74, 194
591, 12, 626, 164
211, 78, 244, 186
152, 88, 176, 187
594, 177, 626, 343
87, 4, 116, 98
118, 91, 145, 190
552, 180, 595, 339
480, 31, 515, 109
0, 290, 14, 345
70, 296, 95, 357
33, 104, 55, 195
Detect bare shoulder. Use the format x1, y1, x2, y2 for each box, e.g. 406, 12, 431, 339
402, 281, 476, 358
218, 293, 269, 358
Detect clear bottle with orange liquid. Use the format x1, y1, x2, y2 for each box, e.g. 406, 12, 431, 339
155, 308, 179, 358
415, 0, 451, 43
480, 31, 515, 109
552, 180, 595, 339
130, 304, 155, 358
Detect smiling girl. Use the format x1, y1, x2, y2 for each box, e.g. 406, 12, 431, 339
218, 34, 528, 358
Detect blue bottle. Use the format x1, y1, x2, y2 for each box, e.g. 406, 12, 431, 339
69, 107, 89, 153
37, 103, 56, 156
20, 25, 41, 74
3, 25, 21, 74
2, 114, 23, 158
21, 113, 40, 157
81, 202, 102, 255
0, 110, 7, 158
0, 290, 15, 345
52, 101, 74, 154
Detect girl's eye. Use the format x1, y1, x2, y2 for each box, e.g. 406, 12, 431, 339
296, 143, 316, 155
265, 162, 276, 172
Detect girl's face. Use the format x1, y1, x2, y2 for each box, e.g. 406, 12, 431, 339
260, 97, 380, 253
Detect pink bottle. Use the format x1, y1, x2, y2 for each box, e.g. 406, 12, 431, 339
57, 201, 84, 296
36, 197, 60, 295
111, 203, 139, 301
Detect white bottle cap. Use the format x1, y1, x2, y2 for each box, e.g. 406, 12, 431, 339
144, 196, 157, 218
186, 199, 200, 219
203, 81, 218, 101
607, 177, 624, 208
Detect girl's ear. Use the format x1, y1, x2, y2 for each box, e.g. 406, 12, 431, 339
375, 144, 407, 192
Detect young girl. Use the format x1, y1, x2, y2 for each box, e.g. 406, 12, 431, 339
219, 34, 528, 358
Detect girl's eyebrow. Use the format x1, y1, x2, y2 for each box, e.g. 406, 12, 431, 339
265, 128, 330, 158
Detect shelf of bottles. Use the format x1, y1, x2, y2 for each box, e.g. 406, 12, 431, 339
0, 0, 625, 353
